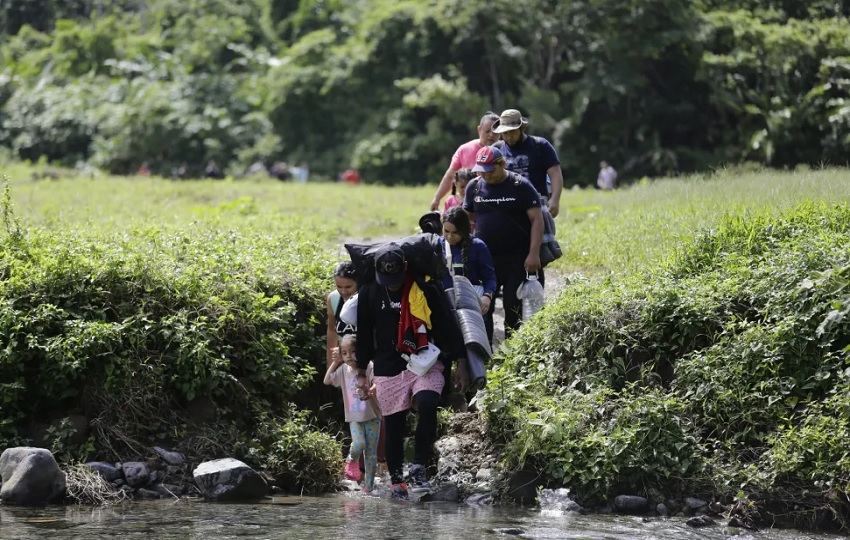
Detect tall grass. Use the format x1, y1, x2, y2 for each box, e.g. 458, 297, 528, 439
5, 164, 849, 276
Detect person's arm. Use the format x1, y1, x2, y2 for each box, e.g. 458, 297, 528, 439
323, 358, 343, 386
355, 285, 375, 372
325, 294, 338, 368
546, 165, 564, 218
525, 206, 544, 273
474, 239, 497, 315
430, 166, 458, 211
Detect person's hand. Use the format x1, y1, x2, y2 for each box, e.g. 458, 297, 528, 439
355, 385, 370, 400
479, 294, 492, 315
331, 347, 341, 366
454, 359, 470, 393
548, 200, 560, 218
524, 252, 542, 273
429, 197, 440, 211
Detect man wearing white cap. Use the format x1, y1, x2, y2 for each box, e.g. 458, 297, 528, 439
492, 109, 564, 218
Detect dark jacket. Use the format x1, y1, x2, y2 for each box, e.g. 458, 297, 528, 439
356, 275, 465, 379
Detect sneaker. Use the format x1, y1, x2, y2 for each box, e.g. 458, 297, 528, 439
344, 459, 361, 481
390, 482, 409, 500
407, 464, 428, 488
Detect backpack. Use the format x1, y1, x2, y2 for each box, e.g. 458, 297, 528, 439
344, 233, 447, 286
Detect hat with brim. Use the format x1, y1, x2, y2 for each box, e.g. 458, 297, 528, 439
374, 243, 407, 287
492, 109, 528, 134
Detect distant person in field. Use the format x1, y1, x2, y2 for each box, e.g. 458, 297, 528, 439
429, 112, 500, 211
597, 161, 618, 190
342, 168, 361, 185
205, 160, 224, 179
464, 145, 544, 342
492, 109, 563, 218
137, 162, 151, 176
442, 168, 474, 213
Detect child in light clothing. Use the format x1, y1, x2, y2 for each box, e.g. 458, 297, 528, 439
323, 334, 381, 492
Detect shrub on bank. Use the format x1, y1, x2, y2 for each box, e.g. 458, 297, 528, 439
0, 190, 343, 492
486, 203, 850, 528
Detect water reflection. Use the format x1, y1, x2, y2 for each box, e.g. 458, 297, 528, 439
0, 495, 844, 540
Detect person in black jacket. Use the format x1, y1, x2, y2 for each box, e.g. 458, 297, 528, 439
356, 243, 468, 499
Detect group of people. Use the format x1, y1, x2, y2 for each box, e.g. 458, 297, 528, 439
322, 108, 571, 500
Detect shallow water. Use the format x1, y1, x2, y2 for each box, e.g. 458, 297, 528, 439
0, 494, 843, 540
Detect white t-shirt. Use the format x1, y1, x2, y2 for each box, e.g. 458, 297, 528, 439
327, 363, 381, 423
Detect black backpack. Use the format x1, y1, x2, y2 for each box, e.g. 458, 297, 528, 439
345, 233, 447, 286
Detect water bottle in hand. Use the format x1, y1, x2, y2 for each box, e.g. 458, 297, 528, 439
518, 273, 545, 321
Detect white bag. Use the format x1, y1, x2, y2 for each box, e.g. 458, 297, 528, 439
405, 342, 441, 376
339, 293, 358, 327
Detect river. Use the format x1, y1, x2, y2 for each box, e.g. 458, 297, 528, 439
0, 495, 843, 540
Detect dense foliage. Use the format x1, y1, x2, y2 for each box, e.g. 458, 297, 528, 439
485, 203, 850, 528
0, 182, 344, 492
0, 0, 848, 184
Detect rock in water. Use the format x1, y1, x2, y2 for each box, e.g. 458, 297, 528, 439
0, 447, 66, 506
193, 458, 267, 502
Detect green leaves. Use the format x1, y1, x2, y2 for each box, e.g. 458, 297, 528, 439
486, 202, 850, 509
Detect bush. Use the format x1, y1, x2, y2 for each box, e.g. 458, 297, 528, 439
0, 189, 337, 466
485, 203, 850, 523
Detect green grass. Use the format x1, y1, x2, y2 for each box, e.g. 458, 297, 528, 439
557, 167, 850, 276
5, 163, 849, 277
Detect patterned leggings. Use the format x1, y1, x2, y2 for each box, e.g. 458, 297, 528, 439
349, 417, 381, 490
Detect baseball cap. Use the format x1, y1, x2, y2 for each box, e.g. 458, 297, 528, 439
471, 145, 504, 173
374, 243, 406, 287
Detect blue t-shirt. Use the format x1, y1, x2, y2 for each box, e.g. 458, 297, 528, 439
497, 136, 560, 197
463, 172, 541, 259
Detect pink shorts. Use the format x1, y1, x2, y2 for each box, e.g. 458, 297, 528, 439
374, 363, 445, 416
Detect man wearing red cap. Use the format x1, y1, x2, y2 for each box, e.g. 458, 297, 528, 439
464, 145, 544, 341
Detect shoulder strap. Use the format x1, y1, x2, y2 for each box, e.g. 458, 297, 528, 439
330, 290, 343, 319
443, 238, 454, 276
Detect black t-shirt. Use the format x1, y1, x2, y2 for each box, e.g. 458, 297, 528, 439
497, 135, 560, 197
463, 172, 541, 259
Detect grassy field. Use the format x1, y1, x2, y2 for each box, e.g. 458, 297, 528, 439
5, 163, 850, 277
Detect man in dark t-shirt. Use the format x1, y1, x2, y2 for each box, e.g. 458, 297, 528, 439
492, 109, 563, 218
464, 145, 544, 341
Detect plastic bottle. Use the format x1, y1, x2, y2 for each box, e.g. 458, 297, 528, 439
518, 273, 545, 321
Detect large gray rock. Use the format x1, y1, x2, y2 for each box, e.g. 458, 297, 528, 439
121, 462, 150, 488
192, 458, 267, 502
85, 462, 122, 482
0, 447, 66, 506
153, 446, 185, 466
614, 495, 649, 513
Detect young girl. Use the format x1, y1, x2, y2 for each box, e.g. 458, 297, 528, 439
443, 168, 475, 213
323, 334, 381, 493
438, 206, 497, 342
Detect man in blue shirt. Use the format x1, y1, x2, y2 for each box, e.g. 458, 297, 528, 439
492, 109, 564, 218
